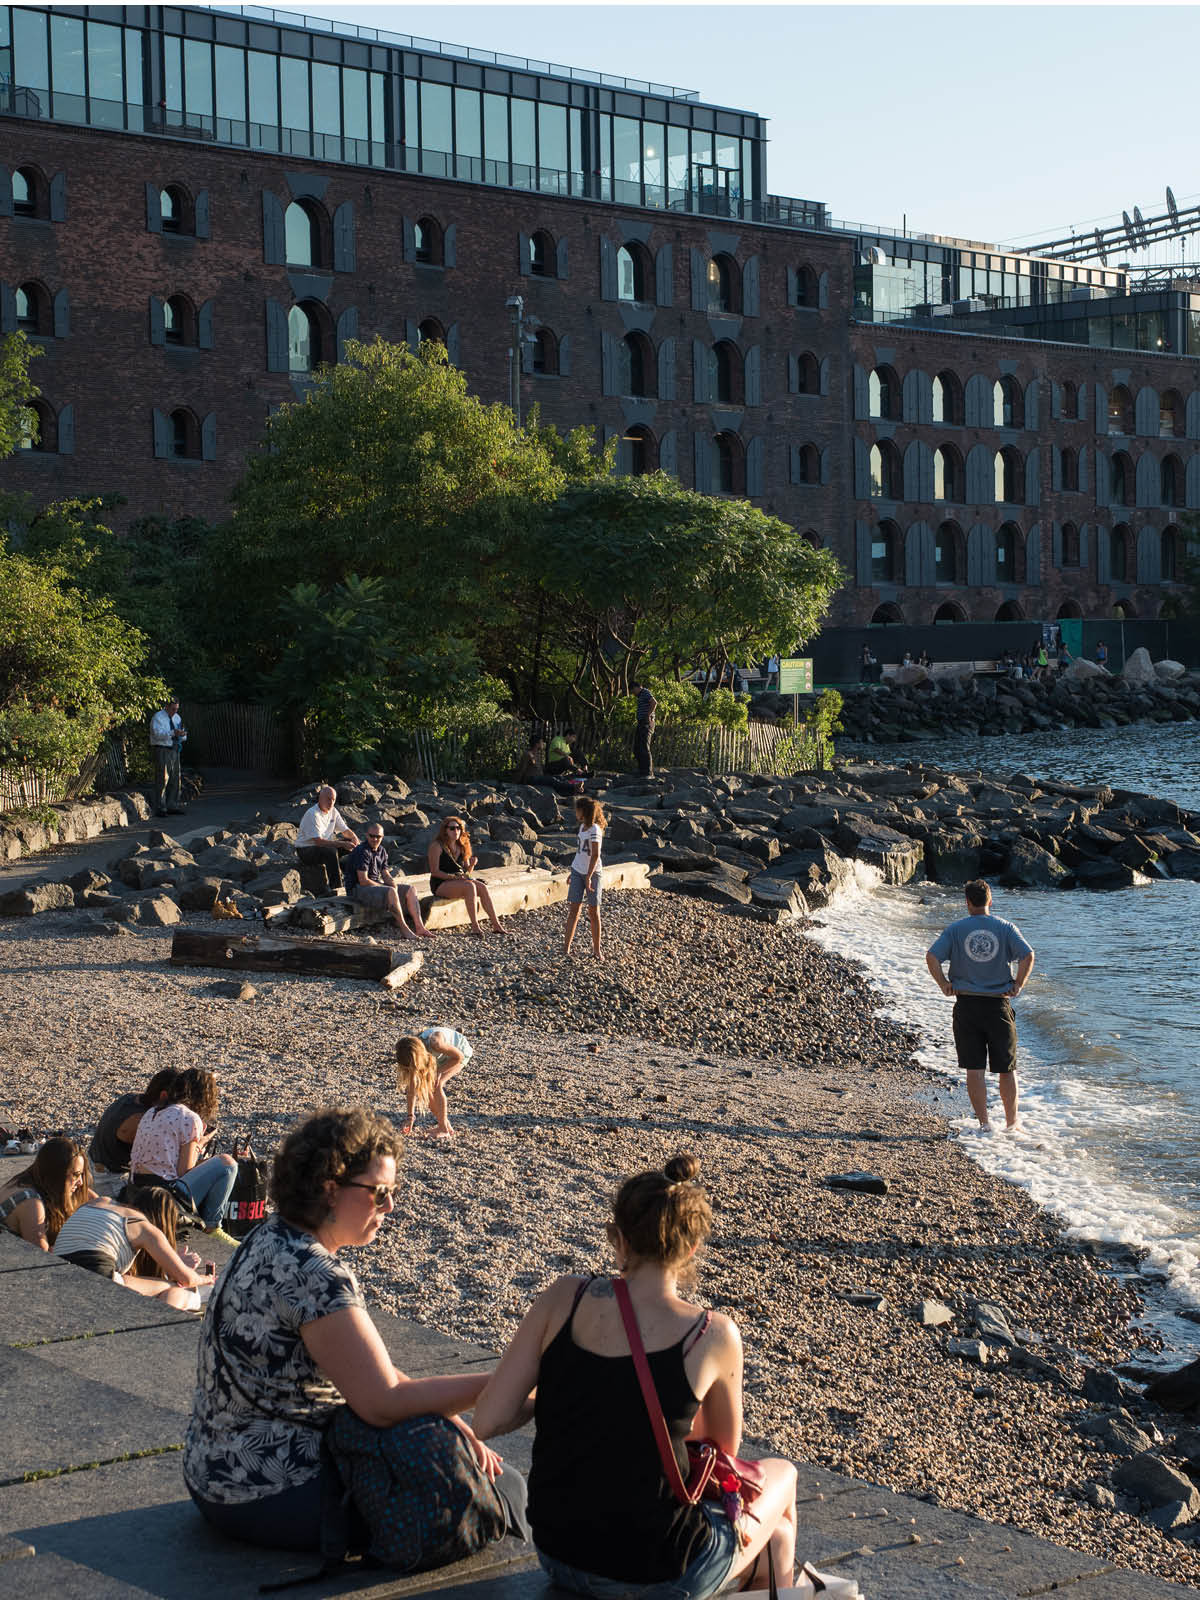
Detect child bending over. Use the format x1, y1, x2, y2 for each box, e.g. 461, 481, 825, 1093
395, 1026, 474, 1141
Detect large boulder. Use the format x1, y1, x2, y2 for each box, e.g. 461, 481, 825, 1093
650, 871, 752, 908
836, 814, 924, 885
0, 880, 76, 916
748, 877, 808, 920
1002, 839, 1071, 889
1065, 657, 1110, 682
1071, 858, 1151, 891
1122, 647, 1156, 686
923, 830, 983, 886
1112, 1452, 1200, 1515
890, 665, 930, 687
137, 893, 182, 928
1155, 659, 1187, 682
245, 866, 303, 903
473, 841, 528, 869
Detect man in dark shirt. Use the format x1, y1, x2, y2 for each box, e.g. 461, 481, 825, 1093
343, 825, 432, 937
632, 681, 657, 777
90, 1068, 178, 1175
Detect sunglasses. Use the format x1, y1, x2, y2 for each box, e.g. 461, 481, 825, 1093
342, 1180, 399, 1209
367, 833, 384, 841
445, 824, 463, 833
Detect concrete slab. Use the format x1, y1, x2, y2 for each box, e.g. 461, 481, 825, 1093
0, 1551, 161, 1598
0, 1230, 68, 1273
29, 1323, 202, 1417
0, 1534, 34, 1563
0, 1349, 186, 1480
0, 1256, 197, 1346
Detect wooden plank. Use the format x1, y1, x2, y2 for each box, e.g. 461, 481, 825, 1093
169, 928, 406, 983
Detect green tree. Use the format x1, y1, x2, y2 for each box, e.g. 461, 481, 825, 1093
0, 332, 42, 457
0, 537, 164, 786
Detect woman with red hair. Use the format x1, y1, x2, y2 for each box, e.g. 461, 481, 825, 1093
427, 817, 505, 937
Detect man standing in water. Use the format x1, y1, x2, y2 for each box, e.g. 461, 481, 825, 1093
925, 880, 1035, 1130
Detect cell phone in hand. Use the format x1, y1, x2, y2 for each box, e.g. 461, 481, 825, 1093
204, 1260, 217, 1278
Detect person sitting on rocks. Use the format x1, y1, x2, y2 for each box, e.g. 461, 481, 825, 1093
471, 1153, 802, 1598
515, 735, 547, 785
89, 1068, 178, 1181
395, 1027, 474, 1140
344, 824, 432, 938
0, 1136, 91, 1249
546, 728, 588, 778
128, 1068, 238, 1239
295, 786, 360, 895
428, 817, 505, 937
54, 1185, 214, 1309
184, 1107, 528, 1555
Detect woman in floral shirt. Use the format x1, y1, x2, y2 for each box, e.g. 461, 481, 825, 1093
184, 1107, 528, 1551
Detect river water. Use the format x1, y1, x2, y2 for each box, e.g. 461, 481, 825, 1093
812, 722, 1200, 1364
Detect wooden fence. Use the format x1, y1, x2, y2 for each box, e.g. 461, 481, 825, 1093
179, 702, 294, 775
0, 735, 127, 809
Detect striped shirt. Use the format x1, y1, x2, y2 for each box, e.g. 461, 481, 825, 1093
54, 1203, 135, 1274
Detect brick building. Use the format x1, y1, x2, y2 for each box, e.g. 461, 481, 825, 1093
1, 2, 1197, 634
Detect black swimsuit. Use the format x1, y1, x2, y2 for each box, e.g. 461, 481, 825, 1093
433, 846, 468, 882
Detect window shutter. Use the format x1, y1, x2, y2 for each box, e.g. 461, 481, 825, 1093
744, 345, 761, 407
820, 356, 832, 396
746, 436, 764, 496
1024, 379, 1039, 431
443, 224, 456, 268
1024, 525, 1040, 585
201, 413, 217, 461
1135, 452, 1156, 507
149, 296, 165, 346
691, 338, 710, 404
1137, 524, 1159, 583
904, 523, 923, 586
921, 523, 938, 586
1186, 453, 1200, 509
52, 288, 70, 339
1075, 383, 1088, 424
521, 336, 534, 375
693, 432, 712, 493
659, 429, 677, 477
965, 443, 990, 503
601, 331, 616, 396
195, 190, 210, 239
657, 337, 675, 401
556, 237, 569, 279
336, 306, 358, 362
402, 217, 416, 264
855, 522, 872, 588
966, 525, 985, 586
1079, 524, 1090, 569
853, 437, 870, 499
49, 172, 66, 221
1078, 446, 1089, 494
1135, 385, 1157, 437
198, 299, 214, 350
152, 408, 170, 458
690, 248, 706, 311
265, 299, 288, 371
1097, 524, 1110, 582
557, 334, 570, 377
332, 201, 356, 272
1187, 392, 1200, 440
964, 373, 989, 428
57, 404, 74, 456
446, 322, 460, 366
1052, 522, 1063, 568
518, 233, 531, 276
1052, 447, 1062, 491
789, 447, 801, 485
820, 446, 831, 487
742, 254, 759, 316
786, 266, 797, 306
0, 171, 10, 218
405, 319, 418, 352
903, 441, 921, 503
853, 363, 869, 419
918, 440, 934, 501
263, 192, 286, 264
1050, 382, 1061, 421
1094, 446, 1107, 506
1025, 446, 1040, 507
600, 236, 618, 300
145, 181, 162, 233
654, 243, 672, 307
902, 370, 920, 424
818, 270, 829, 310
0, 284, 15, 335
1095, 383, 1107, 437
787, 354, 798, 395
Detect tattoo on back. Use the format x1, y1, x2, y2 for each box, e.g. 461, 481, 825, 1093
587, 1277, 615, 1298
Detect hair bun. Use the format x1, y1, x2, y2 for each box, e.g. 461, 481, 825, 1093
663, 1152, 700, 1185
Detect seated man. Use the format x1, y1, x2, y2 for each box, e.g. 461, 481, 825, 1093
514, 735, 546, 785
295, 785, 358, 894
343, 825, 432, 938
90, 1069, 178, 1182
545, 727, 588, 777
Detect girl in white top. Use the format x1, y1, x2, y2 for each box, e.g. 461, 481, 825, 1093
564, 797, 605, 960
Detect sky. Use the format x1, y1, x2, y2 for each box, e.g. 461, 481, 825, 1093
226, 1, 1200, 262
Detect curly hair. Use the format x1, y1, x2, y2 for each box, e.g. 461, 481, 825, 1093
272, 1108, 403, 1230
608, 1152, 712, 1270
164, 1067, 219, 1127
13, 1137, 89, 1245
575, 796, 606, 828
395, 1036, 438, 1112
435, 816, 475, 871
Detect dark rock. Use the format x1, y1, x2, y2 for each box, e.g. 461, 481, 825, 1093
66, 867, 113, 895
245, 866, 303, 902
606, 813, 654, 844
0, 880, 77, 916
1084, 1482, 1118, 1511
1144, 1356, 1200, 1414
473, 842, 528, 869
177, 876, 226, 911
650, 872, 752, 908
825, 1170, 889, 1196
1071, 858, 1151, 891
1083, 1413, 1154, 1457
972, 1301, 1017, 1348
1084, 1368, 1134, 1408
844, 1290, 888, 1311
1112, 1451, 1200, 1513
1165, 847, 1200, 879
1146, 1499, 1194, 1530
835, 815, 924, 885
1001, 839, 1071, 889
922, 831, 983, 886
643, 844, 719, 872
138, 892, 182, 927
947, 1337, 992, 1365
913, 1299, 953, 1327
748, 877, 807, 920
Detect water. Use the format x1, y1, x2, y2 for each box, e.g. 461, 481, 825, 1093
814, 722, 1200, 1362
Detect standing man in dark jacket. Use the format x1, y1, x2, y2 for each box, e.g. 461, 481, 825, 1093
632, 681, 657, 777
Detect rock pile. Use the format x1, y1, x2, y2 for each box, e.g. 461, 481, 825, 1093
0, 790, 151, 863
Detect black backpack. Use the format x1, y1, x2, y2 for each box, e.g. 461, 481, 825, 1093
224, 1141, 270, 1239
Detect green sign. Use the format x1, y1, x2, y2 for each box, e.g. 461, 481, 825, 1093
778, 657, 813, 695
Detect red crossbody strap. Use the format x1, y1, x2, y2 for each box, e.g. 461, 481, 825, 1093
612, 1277, 694, 1506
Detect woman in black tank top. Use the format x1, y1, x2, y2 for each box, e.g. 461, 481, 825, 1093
426, 817, 505, 936
471, 1154, 802, 1597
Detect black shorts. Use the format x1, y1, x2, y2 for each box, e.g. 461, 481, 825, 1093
61, 1249, 117, 1278
952, 994, 1017, 1074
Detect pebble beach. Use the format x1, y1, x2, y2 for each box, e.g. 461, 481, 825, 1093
1, 888, 1196, 1585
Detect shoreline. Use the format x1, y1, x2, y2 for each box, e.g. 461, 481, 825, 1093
2, 890, 1198, 1582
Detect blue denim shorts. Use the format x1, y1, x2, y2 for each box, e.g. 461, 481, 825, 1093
536, 1503, 739, 1600
567, 867, 603, 907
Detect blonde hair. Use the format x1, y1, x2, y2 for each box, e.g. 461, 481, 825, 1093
395, 1036, 439, 1111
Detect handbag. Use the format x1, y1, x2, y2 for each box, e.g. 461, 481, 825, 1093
223, 1140, 270, 1239
611, 1277, 766, 1539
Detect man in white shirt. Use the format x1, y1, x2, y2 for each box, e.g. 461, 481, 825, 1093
295, 786, 359, 894
149, 697, 186, 816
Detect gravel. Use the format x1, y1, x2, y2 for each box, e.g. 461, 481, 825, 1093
1, 891, 1195, 1585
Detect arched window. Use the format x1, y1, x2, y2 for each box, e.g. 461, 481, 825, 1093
868, 365, 899, 420
714, 431, 741, 493
617, 242, 651, 302
794, 264, 819, 307
285, 200, 321, 267
532, 328, 558, 376
288, 303, 319, 372
869, 440, 901, 500
14, 281, 50, 335
995, 600, 1025, 622
1061, 447, 1079, 491
713, 340, 740, 404
934, 522, 962, 584
934, 600, 968, 623
801, 530, 821, 549
871, 520, 900, 583
1160, 390, 1184, 438
932, 371, 963, 426
1161, 454, 1184, 507
618, 425, 655, 477
1062, 380, 1079, 419
933, 445, 963, 503
159, 184, 194, 234
993, 376, 1022, 429
795, 351, 819, 394
1057, 599, 1083, 620
995, 447, 1022, 504
18, 399, 54, 451
1061, 522, 1080, 568
618, 331, 653, 397
13, 167, 41, 217
995, 523, 1019, 582
168, 408, 200, 460
1162, 525, 1180, 581
163, 294, 196, 347
1108, 384, 1133, 434
417, 317, 445, 348
706, 254, 738, 314
871, 603, 904, 625
795, 443, 820, 484
1110, 450, 1133, 507
530, 230, 555, 277
1110, 524, 1132, 582
414, 215, 443, 266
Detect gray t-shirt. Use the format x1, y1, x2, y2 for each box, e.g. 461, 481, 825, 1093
928, 913, 1033, 997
